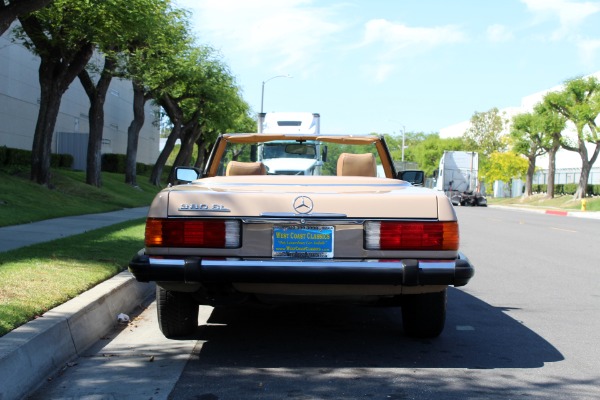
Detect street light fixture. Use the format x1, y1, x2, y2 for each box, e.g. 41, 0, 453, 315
401, 125, 406, 162
389, 120, 406, 162
260, 74, 292, 114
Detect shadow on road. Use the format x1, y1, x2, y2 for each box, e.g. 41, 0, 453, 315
183, 288, 562, 370
167, 288, 582, 400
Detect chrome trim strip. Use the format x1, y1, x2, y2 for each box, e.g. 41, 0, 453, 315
192, 182, 411, 188
149, 258, 185, 266
242, 218, 362, 224
259, 212, 348, 218
147, 258, 457, 271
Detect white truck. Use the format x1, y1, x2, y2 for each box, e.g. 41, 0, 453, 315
435, 151, 487, 206
256, 112, 325, 175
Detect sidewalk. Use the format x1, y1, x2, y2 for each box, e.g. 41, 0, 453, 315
0, 207, 155, 400
0, 207, 150, 252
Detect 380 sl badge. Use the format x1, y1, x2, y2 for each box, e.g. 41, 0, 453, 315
179, 203, 230, 212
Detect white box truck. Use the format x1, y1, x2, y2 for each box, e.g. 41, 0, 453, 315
435, 151, 487, 206
256, 112, 325, 175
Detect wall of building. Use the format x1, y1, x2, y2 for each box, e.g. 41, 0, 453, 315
0, 24, 160, 168
438, 72, 600, 171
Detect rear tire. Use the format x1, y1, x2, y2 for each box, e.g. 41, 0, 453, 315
156, 286, 199, 338
401, 289, 447, 338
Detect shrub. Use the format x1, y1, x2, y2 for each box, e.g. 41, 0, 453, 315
101, 153, 153, 175
0, 146, 7, 165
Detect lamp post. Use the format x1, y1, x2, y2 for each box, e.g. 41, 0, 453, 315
401, 125, 405, 162
389, 120, 406, 162
260, 74, 291, 114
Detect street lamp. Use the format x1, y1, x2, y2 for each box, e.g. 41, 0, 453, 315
389, 120, 406, 162
400, 125, 405, 162
260, 74, 292, 114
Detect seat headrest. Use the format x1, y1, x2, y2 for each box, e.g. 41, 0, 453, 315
337, 153, 377, 177
225, 161, 267, 176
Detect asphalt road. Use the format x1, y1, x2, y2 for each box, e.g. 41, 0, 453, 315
29, 207, 600, 400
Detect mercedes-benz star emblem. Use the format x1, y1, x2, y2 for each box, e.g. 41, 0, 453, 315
293, 195, 313, 214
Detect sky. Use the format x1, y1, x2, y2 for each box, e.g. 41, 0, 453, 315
173, 0, 600, 137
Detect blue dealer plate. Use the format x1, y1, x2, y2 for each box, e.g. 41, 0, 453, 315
272, 226, 334, 258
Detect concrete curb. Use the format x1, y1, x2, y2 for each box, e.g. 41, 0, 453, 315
489, 205, 600, 219
0, 271, 155, 400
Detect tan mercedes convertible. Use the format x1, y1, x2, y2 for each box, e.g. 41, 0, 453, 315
129, 133, 474, 338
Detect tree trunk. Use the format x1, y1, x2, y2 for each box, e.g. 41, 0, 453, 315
575, 159, 591, 199
30, 62, 63, 185
167, 123, 201, 184
150, 126, 180, 186
571, 141, 600, 199
79, 57, 115, 188
125, 81, 147, 186
546, 146, 558, 199
19, 13, 94, 186
194, 138, 207, 170
524, 154, 535, 197
150, 95, 183, 186
0, 0, 53, 36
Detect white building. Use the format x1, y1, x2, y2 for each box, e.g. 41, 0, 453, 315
0, 24, 160, 170
439, 71, 600, 189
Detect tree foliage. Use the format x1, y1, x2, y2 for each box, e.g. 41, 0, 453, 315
543, 76, 600, 199
16, 0, 99, 185
530, 102, 566, 198
149, 45, 251, 186
510, 112, 546, 196
77, 0, 186, 187
390, 133, 466, 176
463, 107, 508, 157
484, 151, 528, 191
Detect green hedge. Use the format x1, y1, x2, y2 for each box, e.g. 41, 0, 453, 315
100, 153, 157, 176
532, 183, 600, 196
0, 146, 73, 168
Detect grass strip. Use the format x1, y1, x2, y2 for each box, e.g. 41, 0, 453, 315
487, 193, 600, 211
0, 219, 145, 336
0, 168, 161, 227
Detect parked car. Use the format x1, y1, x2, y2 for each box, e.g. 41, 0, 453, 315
129, 133, 474, 339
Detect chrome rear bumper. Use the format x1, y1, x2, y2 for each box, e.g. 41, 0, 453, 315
129, 252, 474, 287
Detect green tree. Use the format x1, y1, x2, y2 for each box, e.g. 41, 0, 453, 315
149, 46, 249, 186
405, 133, 466, 176
510, 112, 547, 197
484, 151, 528, 194
16, 1, 98, 185
463, 107, 508, 157
543, 76, 600, 199
121, 3, 191, 186
533, 102, 566, 198
168, 60, 247, 183
78, 0, 186, 187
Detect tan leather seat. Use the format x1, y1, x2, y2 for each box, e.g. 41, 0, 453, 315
337, 153, 377, 177
225, 161, 267, 176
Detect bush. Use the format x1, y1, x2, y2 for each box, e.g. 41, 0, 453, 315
0, 146, 73, 169
531, 183, 600, 196
50, 153, 73, 168
101, 153, 153, 175
0, 146, 7, 165
101, 153, 125, 173
5, 148, 31, 166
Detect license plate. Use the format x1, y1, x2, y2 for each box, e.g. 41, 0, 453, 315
272, 225, 334, 258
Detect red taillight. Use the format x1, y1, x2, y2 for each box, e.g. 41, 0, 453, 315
145, 218, 240, 248
364, 221, 459, 251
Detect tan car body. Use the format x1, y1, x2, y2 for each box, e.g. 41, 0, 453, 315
129, 133, 474, 338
